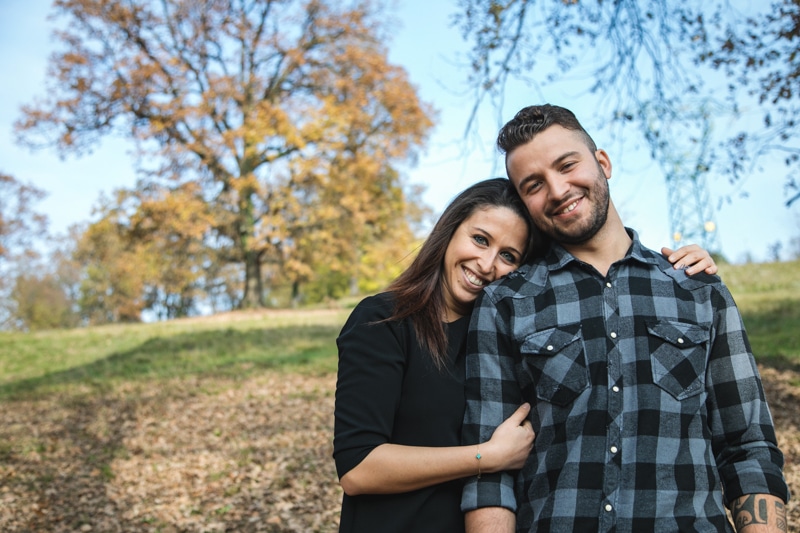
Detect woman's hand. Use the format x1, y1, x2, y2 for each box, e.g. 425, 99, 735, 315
482, 403, 535, 473
662, 244, 718, 276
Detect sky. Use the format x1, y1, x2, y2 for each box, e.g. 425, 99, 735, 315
1, 0, 798, 264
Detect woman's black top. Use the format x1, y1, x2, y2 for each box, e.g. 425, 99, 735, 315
333, 293, 470, 533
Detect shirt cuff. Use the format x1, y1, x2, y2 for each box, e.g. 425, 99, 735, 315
461, 471, 518, 513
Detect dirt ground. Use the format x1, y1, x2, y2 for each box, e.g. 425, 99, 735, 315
0, 365, 798, 532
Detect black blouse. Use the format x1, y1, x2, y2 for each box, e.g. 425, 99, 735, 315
333, 293, 470, 532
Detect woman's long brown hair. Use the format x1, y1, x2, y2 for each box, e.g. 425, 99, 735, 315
385, 178, 544, 369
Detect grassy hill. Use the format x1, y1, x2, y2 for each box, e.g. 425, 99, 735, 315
0, 260, 798, 532
0, 308, 351, 400
1, 260, 798, 400
717, 259, 800, 368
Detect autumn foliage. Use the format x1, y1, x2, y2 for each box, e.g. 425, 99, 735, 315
15, 0, 435, 319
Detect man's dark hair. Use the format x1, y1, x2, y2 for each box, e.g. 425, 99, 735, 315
496, 104, 597, 154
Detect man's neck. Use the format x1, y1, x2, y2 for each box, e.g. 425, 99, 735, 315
561, 204, 630, 277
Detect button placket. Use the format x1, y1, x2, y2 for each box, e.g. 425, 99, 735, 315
601, 273, 622, 533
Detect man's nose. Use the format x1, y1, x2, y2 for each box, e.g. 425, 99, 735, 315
547, 176, 570, 201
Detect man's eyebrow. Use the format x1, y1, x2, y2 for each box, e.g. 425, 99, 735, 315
553, 151, 581, 166
516, 150, 582, 189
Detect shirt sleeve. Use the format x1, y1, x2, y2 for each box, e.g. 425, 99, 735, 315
333, 295, 406, 479
706, 282, 790, 504
461, 288, 524, 512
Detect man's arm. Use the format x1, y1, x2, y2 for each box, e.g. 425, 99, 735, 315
731, 494, 787, 533
461, 288, 524, 519
704, 283, 789, 522
465, 506, 515, 533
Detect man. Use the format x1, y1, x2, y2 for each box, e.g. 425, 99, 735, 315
461, 104, 789, 532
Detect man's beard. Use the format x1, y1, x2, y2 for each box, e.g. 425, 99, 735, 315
541, 163, 610, 245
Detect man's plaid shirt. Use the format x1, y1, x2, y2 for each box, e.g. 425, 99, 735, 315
461, 230, 788, 532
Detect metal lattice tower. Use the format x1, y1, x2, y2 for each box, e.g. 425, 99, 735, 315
642, 102, 721, 253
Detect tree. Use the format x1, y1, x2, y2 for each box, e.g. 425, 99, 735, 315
72, 185, 217, 323
698, 0, 800, 206
453, 0, 800, 205
0, 173, 49, 328
0, 173, 47, 261
73, 197, 152, 324
16, 0, 434, 308
127, 182, 217, 319
9, 271, 78, 331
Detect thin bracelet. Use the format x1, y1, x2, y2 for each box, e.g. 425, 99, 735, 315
476, 445, 482, 478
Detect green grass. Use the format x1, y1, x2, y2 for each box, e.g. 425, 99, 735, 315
0, 260, 798, 400
718, 259, 800, 370
0, 309, 350, 400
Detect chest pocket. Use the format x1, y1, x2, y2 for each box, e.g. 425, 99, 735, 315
520, 323, 588, 407
647, 320, 710, 400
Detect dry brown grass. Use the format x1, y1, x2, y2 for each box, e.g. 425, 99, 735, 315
1, 365, 797, 532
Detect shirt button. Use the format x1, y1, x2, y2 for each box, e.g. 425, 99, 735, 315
606, 282, 612, 288
605, 504, 613, 512
610, 332, 617, 339
612, 386, 620, 393
610, 446, 618, 454
677, 338, 684, 344
546, 345, 554, 351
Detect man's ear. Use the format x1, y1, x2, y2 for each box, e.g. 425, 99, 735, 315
595, 149, 612, 180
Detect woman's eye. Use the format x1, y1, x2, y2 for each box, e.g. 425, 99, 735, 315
501, 251, 517, 263
473, 235, 488, 246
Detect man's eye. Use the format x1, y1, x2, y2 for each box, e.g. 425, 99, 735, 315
526, 181, 542, 194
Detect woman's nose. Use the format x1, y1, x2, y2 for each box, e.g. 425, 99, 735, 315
475, 251, 495, 275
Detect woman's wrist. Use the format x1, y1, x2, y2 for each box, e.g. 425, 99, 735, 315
476, 439, 499, 474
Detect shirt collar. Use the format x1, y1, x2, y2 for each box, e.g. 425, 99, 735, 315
543, 227, 658, 272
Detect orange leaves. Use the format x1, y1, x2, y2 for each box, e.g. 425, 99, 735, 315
19, 0, 436, 308
130, 182, 214, 242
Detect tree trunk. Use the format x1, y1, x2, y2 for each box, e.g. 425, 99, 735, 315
291, 280, 301, 308
349, 275, 359, 296
240, 249, 264, 308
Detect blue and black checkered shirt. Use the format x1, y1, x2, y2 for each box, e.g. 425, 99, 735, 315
461, 230, 788, 532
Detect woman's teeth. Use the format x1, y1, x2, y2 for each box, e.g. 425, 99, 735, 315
464, 268, 486, 286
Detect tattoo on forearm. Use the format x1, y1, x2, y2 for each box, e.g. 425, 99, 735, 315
732, 495, 787, 532
776, 500, 787, 533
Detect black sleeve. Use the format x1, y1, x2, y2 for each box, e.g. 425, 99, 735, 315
333, 294, 407, 479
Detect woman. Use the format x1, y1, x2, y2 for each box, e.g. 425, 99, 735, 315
333, 178, 717, 532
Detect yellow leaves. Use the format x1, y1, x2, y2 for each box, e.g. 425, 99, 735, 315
132, 182, 215, 242
228, 174, 259, 199
76, 216, 151, 324
23, 0, 438, 307
282, 258, 314, 280
76, 183, 221, 322
246, 102, 305, 154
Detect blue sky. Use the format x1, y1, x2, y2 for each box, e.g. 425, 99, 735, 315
1, 0, 798, 263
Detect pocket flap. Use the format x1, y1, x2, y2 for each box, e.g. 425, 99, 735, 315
521, 322, 582, 355
646, 320, 709, 348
